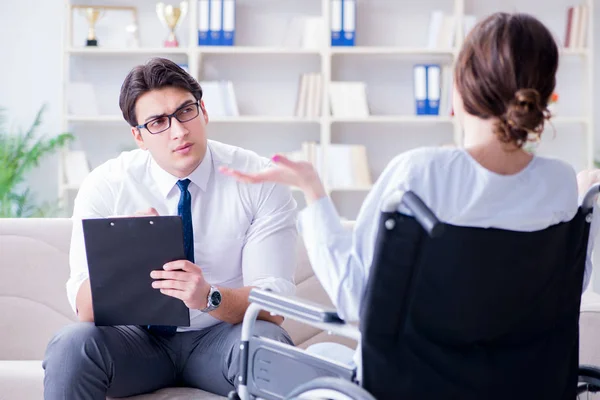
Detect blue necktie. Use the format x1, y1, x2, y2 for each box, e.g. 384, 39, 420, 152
177, 179, 195, 264
147, 179, 194, 336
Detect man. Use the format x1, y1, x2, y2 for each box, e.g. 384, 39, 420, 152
43, 57, 297, 399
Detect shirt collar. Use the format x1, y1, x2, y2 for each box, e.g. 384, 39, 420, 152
150, 144, 213, 198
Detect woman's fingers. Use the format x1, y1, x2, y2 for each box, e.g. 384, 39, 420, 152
219, 166, 297, 185
271, 154, 298, 169
219, 167, 268, 183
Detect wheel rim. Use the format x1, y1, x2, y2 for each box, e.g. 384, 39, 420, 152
292, 388, 355, 400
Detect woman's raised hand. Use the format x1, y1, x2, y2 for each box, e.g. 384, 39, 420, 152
219, 154, 327, 203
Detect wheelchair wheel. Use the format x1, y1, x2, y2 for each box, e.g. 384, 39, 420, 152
285, 377, 376, 400
578, 365, 600, 399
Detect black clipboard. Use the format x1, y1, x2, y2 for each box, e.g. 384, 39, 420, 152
82, 216, 191, 327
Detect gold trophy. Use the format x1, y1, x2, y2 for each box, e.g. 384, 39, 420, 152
81, 7, 104, 46
156, 2, 188, 47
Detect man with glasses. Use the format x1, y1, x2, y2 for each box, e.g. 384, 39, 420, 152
43, 57, 297, 399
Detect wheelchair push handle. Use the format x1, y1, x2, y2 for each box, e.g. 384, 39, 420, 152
382, 190, 444, 237
402, 191, 444, 237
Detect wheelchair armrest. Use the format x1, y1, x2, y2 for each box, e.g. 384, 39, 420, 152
250, 288, 344, 323
245, 288, 361, 342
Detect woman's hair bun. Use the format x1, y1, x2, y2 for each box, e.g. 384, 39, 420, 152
497, 88, 547, 146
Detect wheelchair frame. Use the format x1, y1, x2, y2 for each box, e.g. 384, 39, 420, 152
232, 184, 600, 400
236, 291, 360, 400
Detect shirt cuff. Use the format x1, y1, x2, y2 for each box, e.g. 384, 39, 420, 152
297, 196, 345, 246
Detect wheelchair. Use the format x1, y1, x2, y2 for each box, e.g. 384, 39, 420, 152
230, 185, 600, 400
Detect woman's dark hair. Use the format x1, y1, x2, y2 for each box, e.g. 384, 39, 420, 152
454, 12, 559, 148
119, 57, 203, 127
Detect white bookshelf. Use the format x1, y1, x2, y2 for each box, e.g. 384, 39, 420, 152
330, 47, 455, 56
60, 0, 594, 220
66, 115, 320, 124
331, 116, 455, 124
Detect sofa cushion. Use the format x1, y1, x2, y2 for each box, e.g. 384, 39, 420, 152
0, 361, 45, 400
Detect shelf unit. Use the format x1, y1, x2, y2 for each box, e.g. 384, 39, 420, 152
60, 0, 594, 220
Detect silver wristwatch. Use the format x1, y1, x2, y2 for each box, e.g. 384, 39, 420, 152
200, 285, 222, 312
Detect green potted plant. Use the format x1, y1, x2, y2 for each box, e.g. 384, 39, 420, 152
0, 104, 74, 217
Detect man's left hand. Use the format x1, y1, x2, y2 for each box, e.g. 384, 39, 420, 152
150, 260, 211, 310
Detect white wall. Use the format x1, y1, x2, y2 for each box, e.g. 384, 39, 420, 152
0, 0, 64, 207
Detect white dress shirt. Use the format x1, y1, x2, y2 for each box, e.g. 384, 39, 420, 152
299, 147, 598, 324
68, 139, 298, 330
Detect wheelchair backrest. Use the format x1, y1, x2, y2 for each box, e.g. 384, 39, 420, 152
359, 209, 590, 400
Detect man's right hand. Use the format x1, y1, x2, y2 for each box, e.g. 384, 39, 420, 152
75, 207, 161, 322
135, 207, 160, 217
75, 279, 94, 322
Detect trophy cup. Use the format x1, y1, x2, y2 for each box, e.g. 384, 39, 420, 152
81, 7, 104, 46
156, 2, 188, 47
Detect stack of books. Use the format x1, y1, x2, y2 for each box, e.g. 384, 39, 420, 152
564, 3, 589, 49
295, 73, 323, 118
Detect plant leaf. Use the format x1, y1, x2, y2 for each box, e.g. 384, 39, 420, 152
0, 104, 74, 218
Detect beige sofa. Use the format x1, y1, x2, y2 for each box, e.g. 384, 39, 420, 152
0, 218, 356, 400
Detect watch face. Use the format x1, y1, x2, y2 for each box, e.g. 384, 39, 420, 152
210, 290, 222, 306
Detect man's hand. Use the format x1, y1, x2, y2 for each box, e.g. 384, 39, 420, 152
135, 207, 159, 217
139, 207, 213, 311
150, 260, 211, 310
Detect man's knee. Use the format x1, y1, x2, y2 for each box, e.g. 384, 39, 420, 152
252, 320, 293, 345
43, 322, 109, 370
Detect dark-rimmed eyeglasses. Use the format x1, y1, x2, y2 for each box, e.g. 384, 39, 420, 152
136, 100, 201, 134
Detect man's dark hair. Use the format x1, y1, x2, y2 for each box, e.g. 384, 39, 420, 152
119, 57, 203, 127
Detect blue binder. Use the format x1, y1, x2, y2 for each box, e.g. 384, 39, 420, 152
331, 0, 355, 46
426, 64, 441, 115
414, 65, 428, 115
342, 0, 356, 46
209, 0, 222, 45
221, 0, 235, 46
198, 0, 210, 45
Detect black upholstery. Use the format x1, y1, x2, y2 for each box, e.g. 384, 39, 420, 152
360, 209, 591, 400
